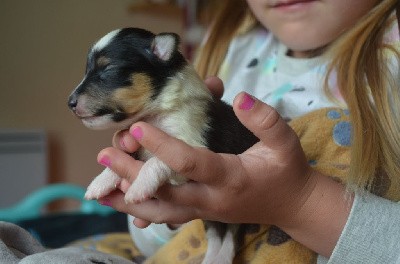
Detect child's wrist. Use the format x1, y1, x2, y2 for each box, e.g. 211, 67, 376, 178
279, 170, 353, 257
272, 167, 319, 229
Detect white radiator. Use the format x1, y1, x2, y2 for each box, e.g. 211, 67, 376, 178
0, 130, 47, 208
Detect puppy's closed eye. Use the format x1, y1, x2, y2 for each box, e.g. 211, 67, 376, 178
96, 56, 110, 67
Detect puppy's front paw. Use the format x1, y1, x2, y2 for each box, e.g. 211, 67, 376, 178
124, 179, 159, 204
84, 168, 121, 200
123, 157, 174, 204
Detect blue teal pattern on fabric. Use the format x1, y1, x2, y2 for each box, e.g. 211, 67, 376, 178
263, 56, 277, 74
270, 83, 293, 102
327, 109, 341, 119
327, 109, 352, 146
333, 121, 352, 147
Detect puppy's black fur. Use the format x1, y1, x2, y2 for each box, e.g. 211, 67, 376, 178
69, 28, 258, 263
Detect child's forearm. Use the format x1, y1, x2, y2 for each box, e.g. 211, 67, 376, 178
279, 171, 353, 258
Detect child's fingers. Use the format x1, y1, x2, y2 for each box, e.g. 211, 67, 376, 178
129, 122, 227, 185
98, 192, 153, 226
97, 147, 144, 184
155, 181, 207, 210
233, 92, 298, 151
132, 218, 152, 229
101, 191, 197, 224
204, 76, 224, 99
112, 129, 141, 153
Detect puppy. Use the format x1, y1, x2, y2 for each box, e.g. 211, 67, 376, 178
68, 28, 258, 263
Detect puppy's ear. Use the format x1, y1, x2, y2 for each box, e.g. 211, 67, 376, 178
151, 33, 180, 61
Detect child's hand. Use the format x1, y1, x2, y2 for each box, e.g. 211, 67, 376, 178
101, 91, 314, 226
99, 87, 352, 256
100, 79, 351, 257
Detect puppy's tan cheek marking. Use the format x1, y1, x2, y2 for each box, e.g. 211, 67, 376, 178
113, 73, 153, 114
96, 56, 110, 67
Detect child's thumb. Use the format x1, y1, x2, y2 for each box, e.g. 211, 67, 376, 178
233, 92, 297, 150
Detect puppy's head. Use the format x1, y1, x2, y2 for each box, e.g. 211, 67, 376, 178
68, 28, 186, 130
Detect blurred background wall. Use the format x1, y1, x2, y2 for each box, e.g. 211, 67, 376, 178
0, 0, 184, 201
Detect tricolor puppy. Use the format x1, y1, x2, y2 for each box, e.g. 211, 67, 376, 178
68, 28, 258, 263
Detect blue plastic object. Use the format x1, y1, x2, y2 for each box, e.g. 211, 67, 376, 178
0, 183, 115, 223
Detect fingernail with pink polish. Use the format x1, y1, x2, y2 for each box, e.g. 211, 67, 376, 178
131, 127, 143, 140
239, 93, 255, 110
98, 199, 112, 207
99, 155, 111, 167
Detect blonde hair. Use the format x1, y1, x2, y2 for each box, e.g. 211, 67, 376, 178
194, 0, 255, 78
325, 0, 400, 195
195, 0, 400, 196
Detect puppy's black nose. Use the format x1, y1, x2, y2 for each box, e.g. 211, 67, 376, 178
68, 94, 78, 110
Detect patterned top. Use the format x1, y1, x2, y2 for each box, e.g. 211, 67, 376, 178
219, 26, 344, 120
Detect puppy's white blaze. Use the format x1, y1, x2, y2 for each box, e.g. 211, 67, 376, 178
70, 76, 86, 97
92, 29, 120, 52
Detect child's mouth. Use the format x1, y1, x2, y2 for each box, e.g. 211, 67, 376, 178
269, 0, 317, 9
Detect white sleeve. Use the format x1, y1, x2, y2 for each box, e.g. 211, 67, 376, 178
127, 215, 180, 257
317, 192, 400, 264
